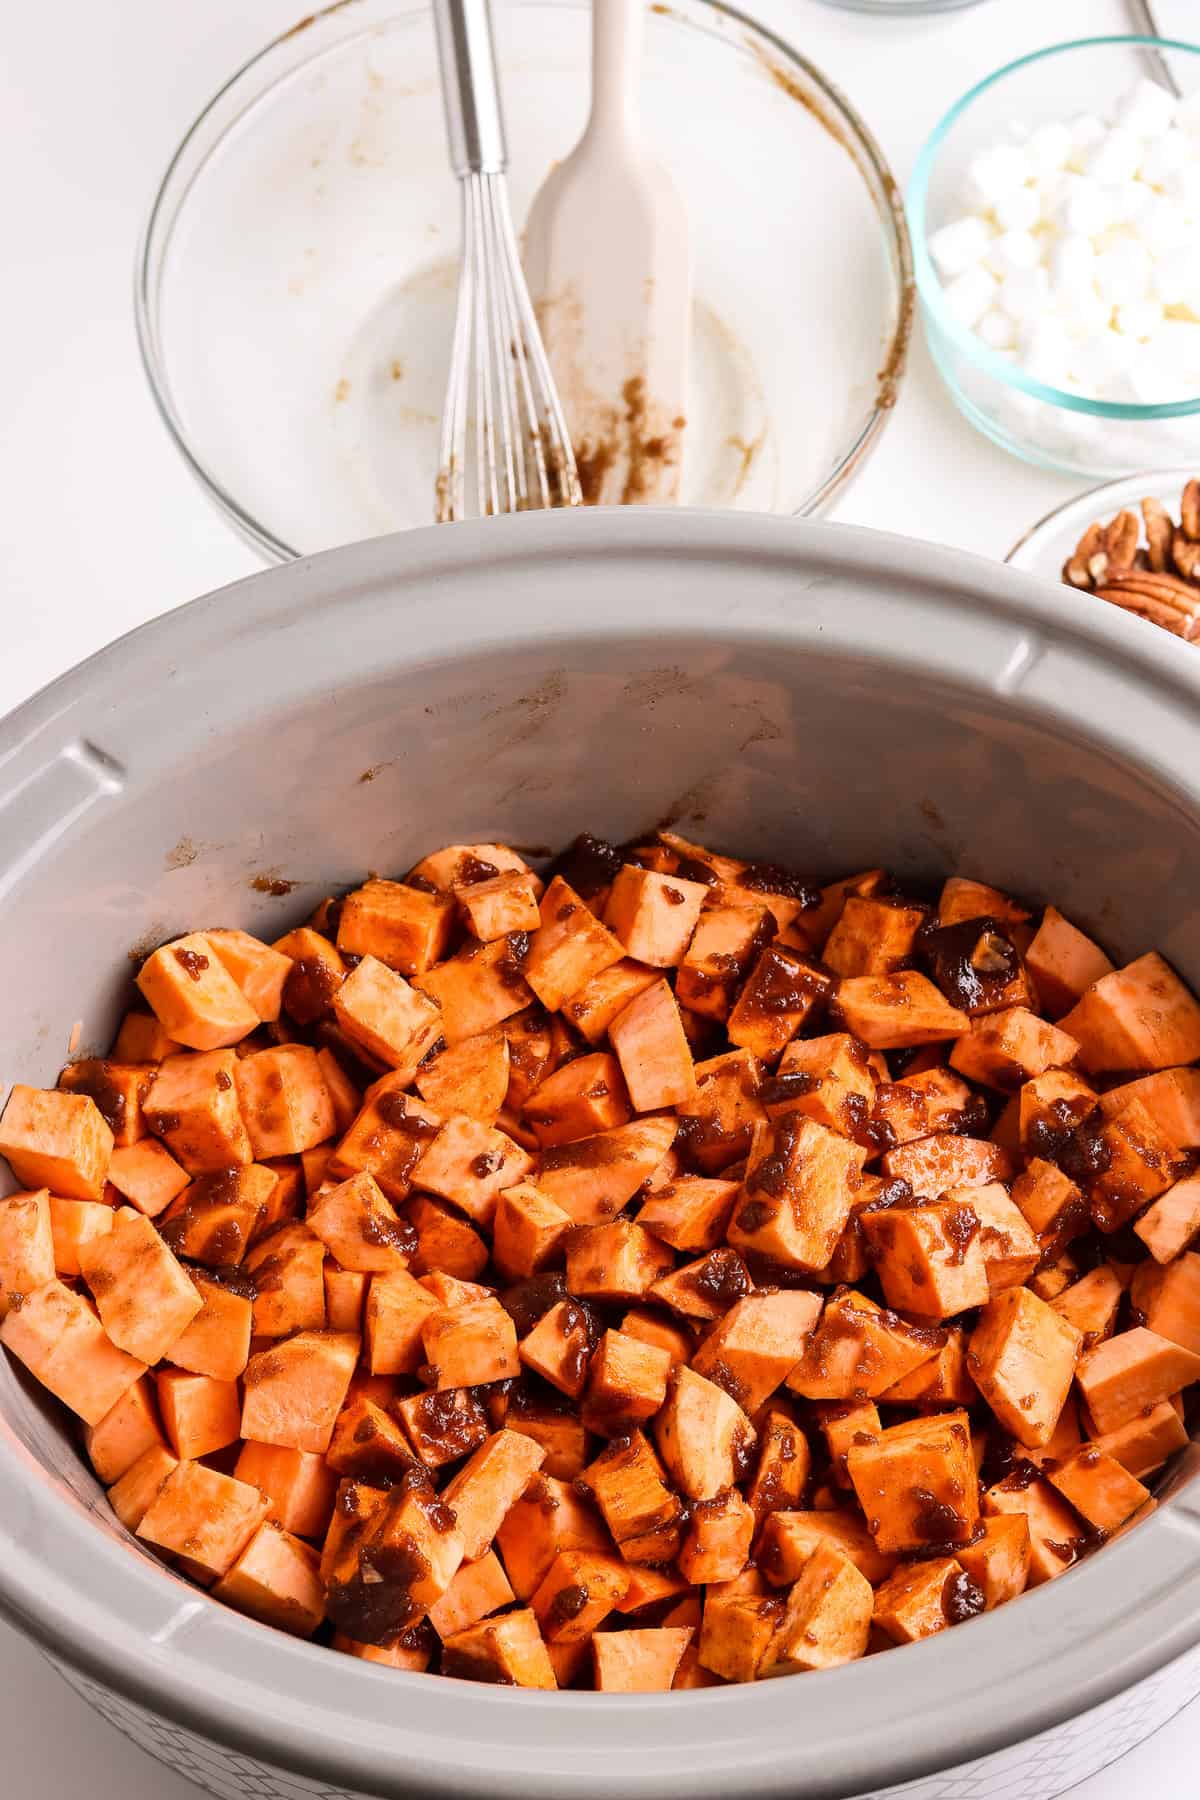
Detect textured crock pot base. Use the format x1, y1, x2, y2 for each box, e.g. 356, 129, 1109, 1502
49, 1647, 1200, 1800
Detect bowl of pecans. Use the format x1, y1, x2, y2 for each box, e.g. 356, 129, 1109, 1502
1007, 467, 1200, 639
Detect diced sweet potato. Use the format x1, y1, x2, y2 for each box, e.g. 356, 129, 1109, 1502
882, 1134, 1012, 1198
521, 1053, 630, 1149
564, 1220, 674, 1303
337, 878, 455, 975
241, 1329, 359, 1453
47, 1197, 113, 1279
1025, 907, 1114, 1018
691, 1290, 821, 1414
983, 1473, 1084, 1586
1134, 1251, 1200, 1352
949, 1008, 1079, 1091
968, 1286, 1081, 1449
1098, 1067, 1200, 1148
106, 1138, 190, 1217
728, 1115, 867, 1273
1046, 1443, 1149, 1534
414, 1114, 532, 1226
936, 877, 1030, 928
762, 1032, 878, 1143
529, 1113, 678, 1227
405, 1194, 489, 1281
781, 869, 888, 954
649, 1248, 750, 1323
960, 1184, 1041, 1294
111, 1010, 180, 1063
582, 1328, 671, 1434
954, 1514, 1031, 1609
205, 929, 294, 1024
137, 934, 260, 1051
159, 1164, 276, 1267
756, 1508, 896, 1588
422, 1297, 520, 1388
517, 1297, 595, 1399
427, 1549, 516, 1639
846, 1411, 978, 1553
329, 1079, 441, 1204
675, 1049, 767, 1174
816, 1400, 881, 1489
1060, 952, 1200, 1073
1076, 1326, 1200, 1433
234, 1442, 338, 1538
84, 1376, 166, 1485
212, 1521, 326, 1637
244, 1222, 327, 1336
727, 946, 833, 1063
863, 1197, 990, 1320
156, 1368, 242, 1460
457, 870, 543, 943
327, 1395, 418, 1483
522, 877, 624, 1009
634, 1175, 738, 1255
1050, 1266, 1122, 1353
870, 1067, 978, 1150
107, 1444, 179, 1531
0, 1085, 113, 1201
256, 1159, 304, 1237
583, 1430, 682, 1566
333, 956, 443, 1078
396, 1387, 489, 1470
871, 1557, 977, 1645
307, 1171, 412, 1274
409, 842, 535, 892
167, 1271, 253, 1382
834, 972, 969, 1050
441, 1610, 556, 1689
614, 1565, 690, 1614
365, 1269, 441, 1374
679, 1487, 755, 1584
445, 1430, 549, 1565
143, 1050, 251, 1173
603, 866, 708, 970
532, 1547, 631, 1642
1134, 1170, 1200, 1263
560, 959, 659, 1046
823, 897, 928, 979
332, 1633, 432, 1672
1018, 1068, 1098, 1154
759, 1541, 873, 1673
620, 1306, 694, 1366
413, 1032, 509, 1127
0, 1187, 54, 1317
138, 1460, 269, 1583
235, 1045, 336, 1159
325, 1483, 465, 1640
414, 937, 533, 1044
608, 980, 697, 1112
492, 1181, 571, 1281
593, 1627, 694, 1692
676, 905, 776, 1019
746, 1410, 811, 1524
273, 927, 347, 1026
1011, 1156, 1086, 1244
79, 1208, 201, 1364
58, 1059, 153, 1149
697, 1588, 782, 1683
787, 1289, 945, 1401
1093, 1399, 1189, 1478
1089, 1097, 1180, 1232
655, 1364, 755, 1502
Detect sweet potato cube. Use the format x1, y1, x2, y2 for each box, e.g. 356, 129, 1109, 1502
337, 878, 455, 975
968, 1287, 1081, 1448
938, 878, 1030, 927
409, 842, 535, 892
414, 1115, 532, 1226
497, 1471, 608, 1594
520, 1053, 629, 1150
1134, 1170, 1200, 1263
620, 1305, 694, 1366
954, 1515, 1031, 1610
143, 1050, 251, 1173
241, 1329, 359, 1453
655, 1364, 755, 1502
583, 1430, 682, 1565
760, 1541, 873, 1673
414, 936, 533, 1043
762, 1032, 878, 1141
405, 1194, 489, 1281
427, 1549, 516, 1640
319, 1477, 390, 1587
137, 934, 260, 1051
204, 929, 294, 1024
333, 956, 443, 1079
834, 972, 969, 1050
635, 1176, 739, 1255
327, 1395, 419, 1483
331, 1633, 432, 1671
882, 1133, 1012, 1198
783, 867, 888, 953
492, 1181, 571, 1282
502, 1392, 588, 1480
160, 1163, 276, 1266
949, 1008, 1079, 1091
535, 1116, 677, 1225
675, 1049, 767, 1175
234, 1046, 335, 1159
0, 1085, 113, 1201
78, 1208, 200, 1363
1076, 1326, 1200, 1433
329, 1078, 442, 1204
167, 1272, 253, 1382
1018, 1068, 1098, 1154
1089, 1097, 1180, 1231
846, 1410, 977, 1553
1011, 1157, 1085, 1244
364, 1269, 441, 1374
877, 1325, 977, 1406
593, 1627, 694, 1693
1046, 1443, 1149, 1534
728, 1115, 867, 1272
564, 1220, 674, 1303
608, 980, 697, 1112
863, 1197, 990, 1320
307, 1171, 411, 1274
107, 1444, 179, 1531
1050, 1266, 1122, 1353
106, 1138, 190, 1218
233, 1443, 338, 1539
273, 927, 347, 1026
111, 1010, 180, 1062
676, 904, 776, 1020
138, 1460, 269, 1583
84, 1376, 165, 1485
1060, 952, 1200, 1073
244, 1223, 327, 1335
445, 1429, 549, 1564
422, 1297, 519, 1388
326, 1483, 465, 1641
746, 1411, 811, 1524
413, 1033, 509, 1127
562, 959, 661, 1044
1134, 1251, 1200, 1352
1098, 1067, 1200, 1149
0, 1187, 54, 1317
457, 871, 542, 942
727, 946, 833, 1063
533, 1547, 631, 1642
787, 1289, 944, 1401
816, 1401, 881, 1488
395, 1386, 488, 1470
212, 1521, 325, 1637
156, 1368, 242, 1460
518, 1299, 596, 1399
650, 1248, 751, 1323
960, 1183, 1041, 1294
1093, 1399, 1189, 1479
442, 1609, 556, 1689
983, 1473, 1084, 1585
614, 1565, 690, 1614
581, 1328, 671, 1434
679, 1487, 755, 1585
822, 897, 928, 979
58, 1059, 153, 1149
523, 877, 624, 1009
46, 1197, 112, 1278
870, 1067, 978, 1149
691, 1289, 822, 1413
871, 1557, 976, 1645
1025, 907, 1114, 1018
604, 866, 708, 969
698, 1588, 781, 1683
756, 1508, 896, 1588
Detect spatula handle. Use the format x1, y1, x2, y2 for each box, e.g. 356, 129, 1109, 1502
590, 0, 644, 136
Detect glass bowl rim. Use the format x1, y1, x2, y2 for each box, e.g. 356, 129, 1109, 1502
133, 0, 914, 563
908, 34, 1200, 425
1004, 461, 1200, 567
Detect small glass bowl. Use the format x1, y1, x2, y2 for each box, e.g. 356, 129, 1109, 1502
136, 0, 912, 561
910, 36, 1200, 479
1005, 465, 1198, 581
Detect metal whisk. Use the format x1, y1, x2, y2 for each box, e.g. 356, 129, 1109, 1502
432, 0, 581, 521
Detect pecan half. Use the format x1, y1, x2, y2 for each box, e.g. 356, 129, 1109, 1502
1182, 478, 1200, 542
1097, 573, 1200, 640
1063, 521, 1106, 589
1174, 529, 1200, 582
1142, 497, 1174, 572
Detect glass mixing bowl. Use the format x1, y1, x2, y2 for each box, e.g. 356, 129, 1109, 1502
135, 0, 912, 560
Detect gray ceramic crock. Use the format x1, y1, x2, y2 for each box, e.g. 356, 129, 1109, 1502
3, 511, 1200, 1800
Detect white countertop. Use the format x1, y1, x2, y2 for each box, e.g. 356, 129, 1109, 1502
1, 0, 1197, 1792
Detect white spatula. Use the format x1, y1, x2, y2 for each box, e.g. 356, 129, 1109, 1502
522, 0, 691, 506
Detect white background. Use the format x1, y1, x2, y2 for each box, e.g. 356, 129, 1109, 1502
1, 0, 1197, 1792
